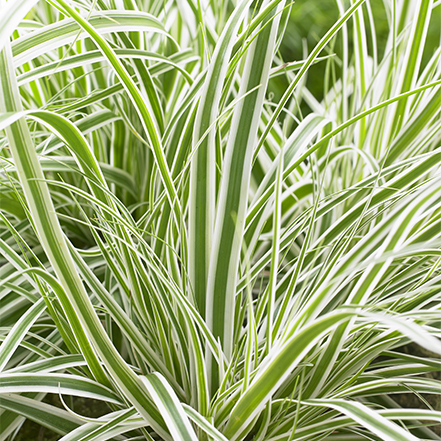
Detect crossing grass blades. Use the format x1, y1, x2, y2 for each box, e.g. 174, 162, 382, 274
1, 0, 441, 440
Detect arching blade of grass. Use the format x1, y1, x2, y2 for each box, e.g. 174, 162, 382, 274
16, 49, 194, 86
0, 393, 82, 437
5, 354, 86, 374
336, 376, 441, 398
57, 408, 140, 441
0, 298, 46, 372
11, 10, 170, 66
304, 399, 419, 441
0, 373, 121, 402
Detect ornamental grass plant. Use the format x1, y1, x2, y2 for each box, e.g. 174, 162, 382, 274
1, 0, 441, 440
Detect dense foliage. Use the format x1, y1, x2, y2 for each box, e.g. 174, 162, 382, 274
1, 0, 441, 440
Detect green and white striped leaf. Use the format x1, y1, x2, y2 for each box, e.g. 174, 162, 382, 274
142, 373, 198, 441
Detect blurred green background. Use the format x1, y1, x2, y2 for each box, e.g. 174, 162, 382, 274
277, 0, 441, 101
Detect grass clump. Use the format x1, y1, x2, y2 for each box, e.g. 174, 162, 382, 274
1, 0, 441, 440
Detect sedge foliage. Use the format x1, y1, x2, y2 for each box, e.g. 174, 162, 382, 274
0, 0, 441, 440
